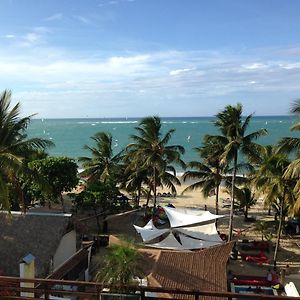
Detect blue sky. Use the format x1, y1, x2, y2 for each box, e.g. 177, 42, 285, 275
1, 0, 300, 118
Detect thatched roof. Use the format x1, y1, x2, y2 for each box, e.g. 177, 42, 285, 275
141, 242, 234, 300
0, 211, 73, 277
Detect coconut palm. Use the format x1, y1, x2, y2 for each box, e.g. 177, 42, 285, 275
213, 103, 267, 241
182, 135, 231, 215
252, 145, 295, 267
121, 153, 150, 207
291, 99, 300, 114
235, 186, 257, 221
0, 90, 53, 211
279, 99, 300, 212
96, 242, 143, 292
127, 116, 185, 207
279, 99, 300, 155
254, 221, 273, 241
79, 132, 123, 184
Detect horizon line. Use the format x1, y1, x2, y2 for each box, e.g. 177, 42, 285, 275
30, 114, 295, 120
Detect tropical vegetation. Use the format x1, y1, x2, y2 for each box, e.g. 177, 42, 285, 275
251, 145, 295, 266
28, 156, 78, 211
235, 186, 257, 221
79, 132, 123, 184
0, 90, 53, 211
182, 135, 231, 215
96, 242, 143, 292
4, 87, 300, 270
126, 116, 185, 208
211, 103, 268, 240
73, 181, 120, 233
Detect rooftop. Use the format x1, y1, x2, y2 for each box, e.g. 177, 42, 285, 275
0, 211, 73, 277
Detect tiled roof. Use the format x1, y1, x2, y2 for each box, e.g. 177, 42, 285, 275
144, 242, 234, 300
0, 212, 72, 277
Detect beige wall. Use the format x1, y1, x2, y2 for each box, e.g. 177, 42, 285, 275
53, 230, 76, 270
20, 260, 35, 298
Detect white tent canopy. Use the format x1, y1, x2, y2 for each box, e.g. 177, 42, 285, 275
179, 233, 222, 249
163, 206, 224, 228
146, 232, 188, 251
176, 223, 223, 242
134, 219, 169, 242
134, 206, 225, 250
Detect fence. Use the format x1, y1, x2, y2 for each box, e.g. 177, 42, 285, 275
0, 276, 299, 300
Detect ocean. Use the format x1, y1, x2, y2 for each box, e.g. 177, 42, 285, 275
28, 116, 299, 168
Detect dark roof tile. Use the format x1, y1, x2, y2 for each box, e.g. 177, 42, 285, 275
145, 242, 233, 300
0, 212, 72, 277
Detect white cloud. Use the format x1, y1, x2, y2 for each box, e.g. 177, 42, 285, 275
242, 63, 268, 70
24, 33, 39, 43
18, 27, 50, 47
1, 47, 300, 117
169, 68, 194, 76
3, 34, 15, 39
45, 13, 63, 21
280, 63, 300, 70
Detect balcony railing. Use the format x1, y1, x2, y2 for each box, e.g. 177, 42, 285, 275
0, 276, 299, 300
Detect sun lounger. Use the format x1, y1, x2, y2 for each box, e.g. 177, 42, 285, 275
232, 274, 279, 286
240, 251, 269, 265
233, 276, 272, 286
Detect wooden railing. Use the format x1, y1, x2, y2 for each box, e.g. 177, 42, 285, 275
0, 276, 300, 300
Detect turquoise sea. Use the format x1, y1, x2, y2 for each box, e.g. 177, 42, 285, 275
28, 116, 299, 168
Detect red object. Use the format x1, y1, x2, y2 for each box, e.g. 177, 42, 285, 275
233, 278, 271, 286
240, 251, 269, 265
232, 275, 278, 286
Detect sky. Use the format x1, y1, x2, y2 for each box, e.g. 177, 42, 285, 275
1, 0, 300, 118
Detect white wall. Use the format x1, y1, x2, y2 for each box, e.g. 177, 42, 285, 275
53, 230, 76, 270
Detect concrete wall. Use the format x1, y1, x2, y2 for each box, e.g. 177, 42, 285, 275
53, 230, 76, 270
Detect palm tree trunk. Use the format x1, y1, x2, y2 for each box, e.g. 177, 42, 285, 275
153, 167, 157, 208
14, 177, 26, 213
137, 186, 141, 207
94, 208, 101, 234
215, 184, 220, 227
228, 150, 238, 241
145, 189, 151, 207
273, 193, 285, 269
244, 205, 249, 221
60, 193, 65, 213
216, 185, 220, 215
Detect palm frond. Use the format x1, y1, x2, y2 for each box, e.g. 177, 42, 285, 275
290, 99, 300, 114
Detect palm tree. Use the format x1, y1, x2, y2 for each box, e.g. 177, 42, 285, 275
213, 103, 267, 241
96, 242, 143, 292
79, 132, 123, 184
252, 145, 295, 268
279, 99, 300, 213
121, 153, 150, 207
254, 221, 273, 241
0, 90, 53, 211
182, 135, 231, 215
279, 99, 300, 155
127, 116, 185, 208
290, 99, 300, 114
235, 186, 257, 221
